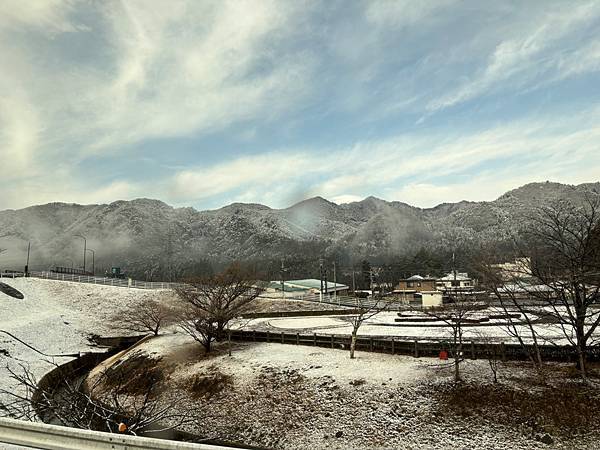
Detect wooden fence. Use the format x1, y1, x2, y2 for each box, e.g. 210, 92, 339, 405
229, 329, 600, 362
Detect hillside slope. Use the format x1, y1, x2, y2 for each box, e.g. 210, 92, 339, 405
0, 181, 598, 278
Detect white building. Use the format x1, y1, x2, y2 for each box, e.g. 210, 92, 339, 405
417, 291, 443, 308
436, 271, 474, 291
492, 257, 532, 281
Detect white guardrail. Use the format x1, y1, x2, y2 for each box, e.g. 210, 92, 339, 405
21, 271, 185, 290
0, 417, 234, 450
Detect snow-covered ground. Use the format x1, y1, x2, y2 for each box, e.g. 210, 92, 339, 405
0, 278, 174, 407
246, 311, 580, 344
95, 333, 598, 449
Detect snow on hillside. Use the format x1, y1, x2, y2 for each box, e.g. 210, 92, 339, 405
97, 335, 587, 449
0, 278, 173, 403
2, 181, 598, 273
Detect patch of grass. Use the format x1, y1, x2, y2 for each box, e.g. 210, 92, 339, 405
186, 370, 232, 399
429, 381, 600, 436
102, 351, 164, 396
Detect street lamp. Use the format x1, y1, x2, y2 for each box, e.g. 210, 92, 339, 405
74, 234, 86, 273
86, 249, 95, 275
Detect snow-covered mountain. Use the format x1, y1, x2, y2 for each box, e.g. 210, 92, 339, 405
0, 181, 598, 278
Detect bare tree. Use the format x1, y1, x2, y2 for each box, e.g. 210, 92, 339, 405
478, 196, 600, 382
113, 299, 177, 336
477, 255, 547, 381
348, 297, 388, 359
524, 197, 600, 382
175, 263, 262, 353
474, 330, 502, 384
424, 293, 485, 383
0, 358, 194, 435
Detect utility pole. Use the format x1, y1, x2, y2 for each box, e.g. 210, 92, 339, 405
333, 261, 337, 304
452, 251, 456, 281
87, 249, 95, 275
352, 268, 356, 294
25, 241, 30, 276
280, 257, 285, 300
75, 234, 86, 273
319, 258, 323, 303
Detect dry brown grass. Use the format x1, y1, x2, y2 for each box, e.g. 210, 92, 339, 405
102, 351, 165, 396
184, 367, 233, 399
429, 380, 600, 436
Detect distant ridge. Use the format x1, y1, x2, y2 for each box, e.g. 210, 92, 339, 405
0, 181, 598, 278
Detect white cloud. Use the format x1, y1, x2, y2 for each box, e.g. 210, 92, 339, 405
169, 152, 316, 201
79, 0, 316, 153
427, 2, 600, 112
365, 0, 456, 27
164, 107, 600, 208
0, 0, 82, 33
330, 194, 364, 205
0, 0, 317, 208
0, 1, 599, 211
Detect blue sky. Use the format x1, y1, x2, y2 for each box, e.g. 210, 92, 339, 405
1, 0, 599, 211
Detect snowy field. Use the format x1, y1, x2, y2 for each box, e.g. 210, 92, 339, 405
92, 333, 598, 449
0, 278, 174, 406
246, 311, 582, 345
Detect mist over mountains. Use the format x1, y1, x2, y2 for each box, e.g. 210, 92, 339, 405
1, 181, 599, 280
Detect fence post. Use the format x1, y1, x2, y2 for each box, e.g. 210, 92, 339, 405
266, 331, 270, 342
471, 341, 476, 360
369, 337, 373, 352
253, 330, 256, 342
414, 340, 419, 358
313, 333, 317, 346
296, 332, 299, 345
331, 334, 334, 349
500, 342, 506, 362
391, 337, 395, 355
281, 332, 285, 344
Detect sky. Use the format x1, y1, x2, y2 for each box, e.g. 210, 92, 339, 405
1, 0, 599, 211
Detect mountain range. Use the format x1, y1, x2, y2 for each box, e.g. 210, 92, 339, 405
0, 181, 598, 279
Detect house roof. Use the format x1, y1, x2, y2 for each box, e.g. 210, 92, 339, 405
267, 282, 307, 292
401, 275, 436, 281
439, 272, 472, 281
